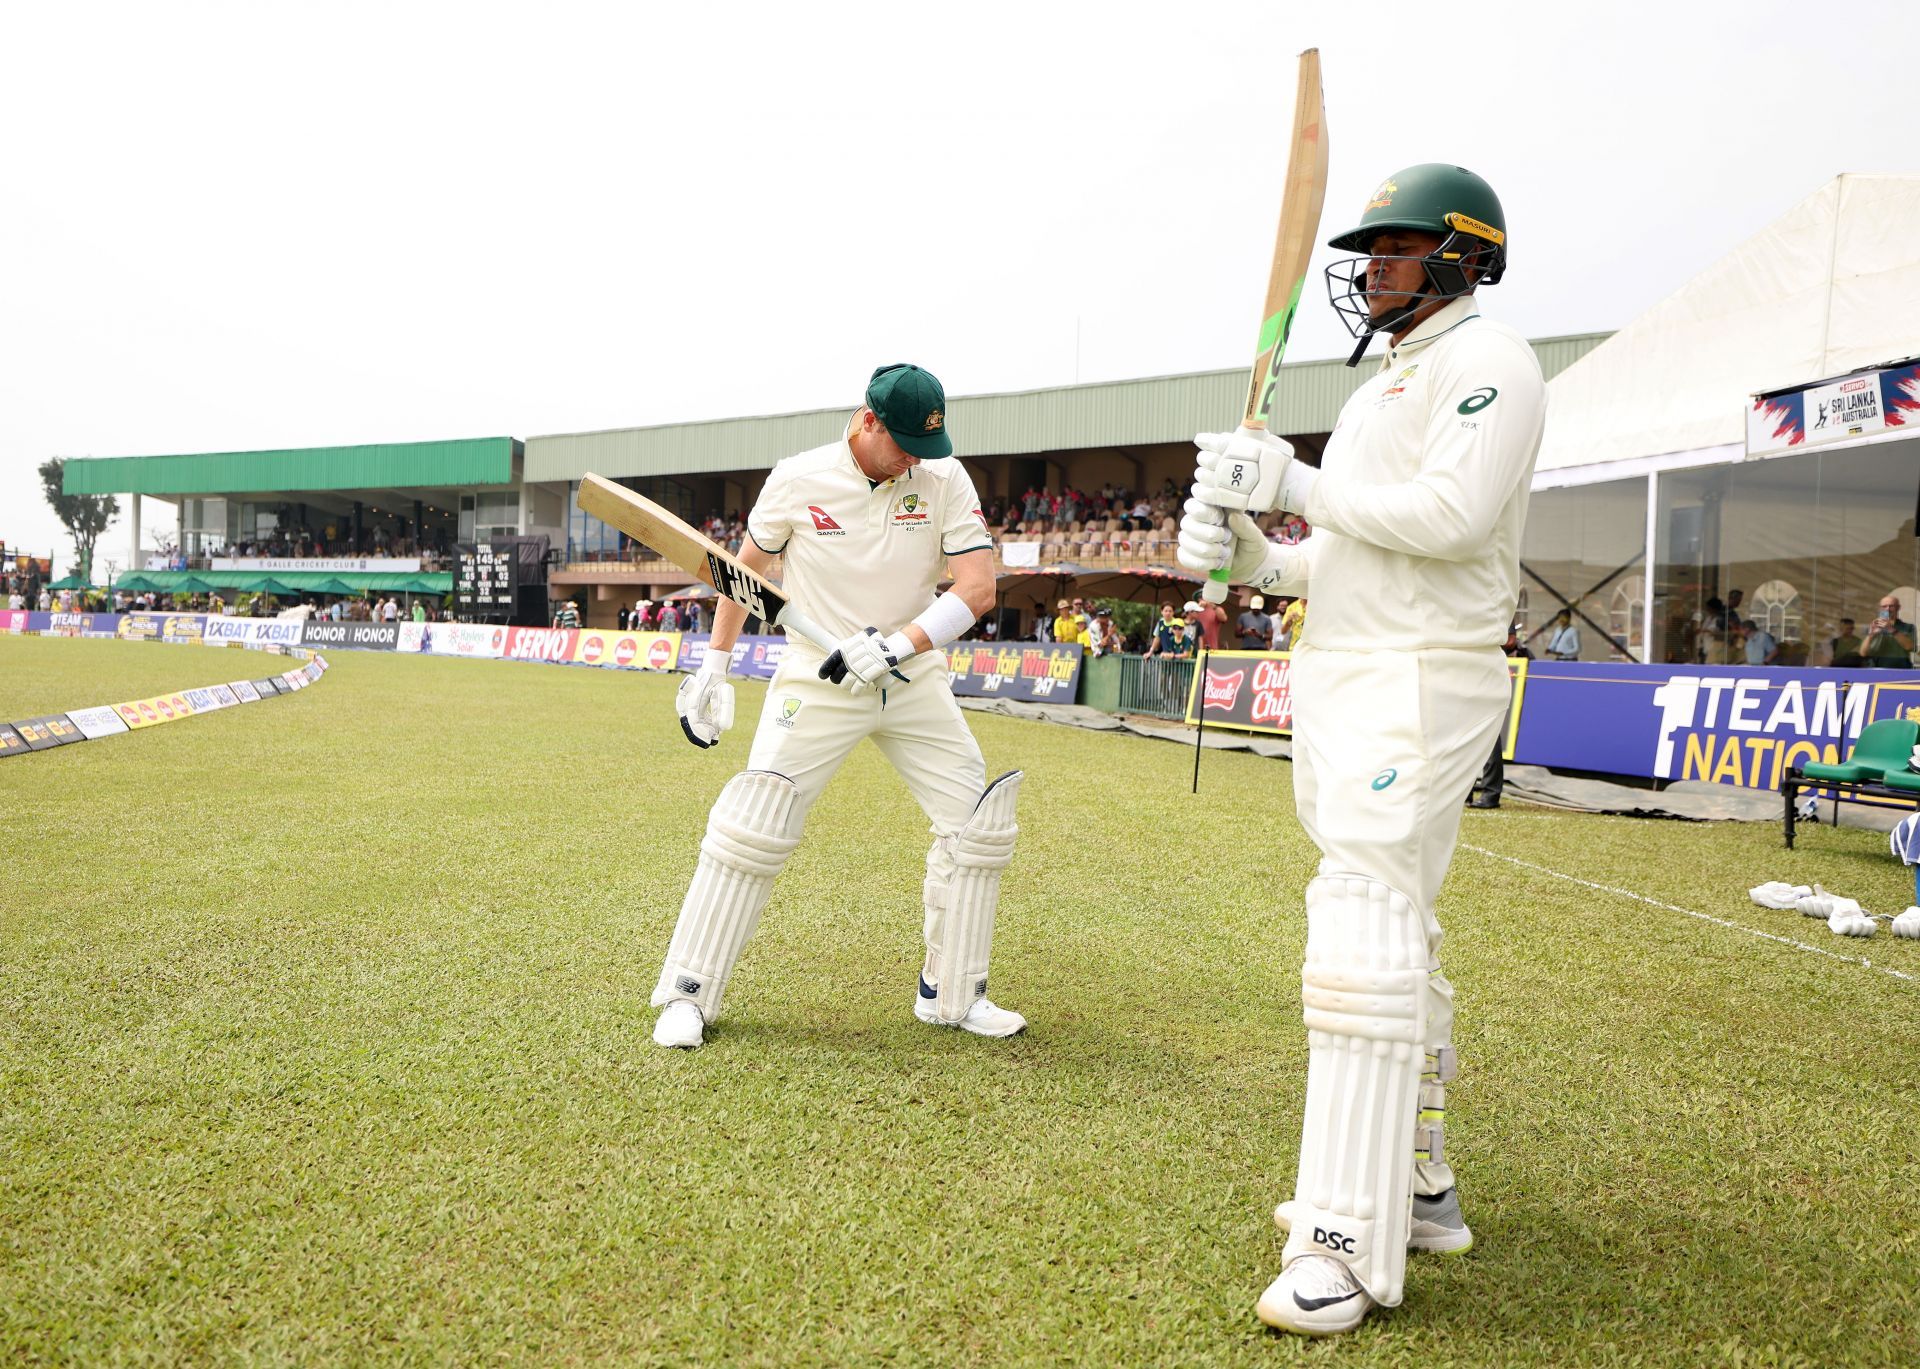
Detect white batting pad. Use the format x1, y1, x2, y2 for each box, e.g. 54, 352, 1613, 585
927, 770, 1022, 1024
653, 769, 803, 1020
1281, 875, 1430, 1308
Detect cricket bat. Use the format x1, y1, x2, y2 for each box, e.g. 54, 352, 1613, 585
1201, 47, 1330, 605
576, 473, 841, 654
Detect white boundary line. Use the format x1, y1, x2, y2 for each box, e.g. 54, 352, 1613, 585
1459, 843, 1918, 987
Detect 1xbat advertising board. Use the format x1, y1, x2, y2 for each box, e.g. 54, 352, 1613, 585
1511, 662, 1920, 789
203, 617, 304, 648
1184, 651, 1296, 735
944, 642, 1083, 702
677, 635, 789, 680
299, 621, 399, 650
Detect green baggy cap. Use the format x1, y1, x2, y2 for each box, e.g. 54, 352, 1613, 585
865, 363, 952, 458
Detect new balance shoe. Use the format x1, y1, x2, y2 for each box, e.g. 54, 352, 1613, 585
1409, 1187, 1474, 1254
652, 998, 705, 1049
1255, 1254, 1373, 1337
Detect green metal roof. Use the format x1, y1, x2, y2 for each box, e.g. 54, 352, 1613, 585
125, 569, 451, 594
62, 437, 520, 496
524, 334, 1610, 483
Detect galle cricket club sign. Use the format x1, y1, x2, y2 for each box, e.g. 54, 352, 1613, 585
1186, 651, 1295, 735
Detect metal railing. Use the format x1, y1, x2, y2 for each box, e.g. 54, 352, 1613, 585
1115, 654, 1196, 720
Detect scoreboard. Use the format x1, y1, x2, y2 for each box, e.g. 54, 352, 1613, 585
454, 542, 517, 617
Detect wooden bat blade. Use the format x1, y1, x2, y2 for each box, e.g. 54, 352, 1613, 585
577, 473, 804, 639
1244, 47, 1331, 429
1206, 47, 1331, 606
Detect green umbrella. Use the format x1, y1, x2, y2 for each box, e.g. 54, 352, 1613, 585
312, 578, 357, 596
172, 575, 217, 594
262, 579, 307, 598
46, 573, 90, 590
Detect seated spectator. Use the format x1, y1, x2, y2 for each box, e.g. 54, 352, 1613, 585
1831, 617, 1863, 667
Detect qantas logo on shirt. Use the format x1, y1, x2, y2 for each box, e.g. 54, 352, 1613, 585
808, 506, 846, 536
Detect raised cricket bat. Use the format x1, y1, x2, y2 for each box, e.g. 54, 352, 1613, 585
576, 472, 840, 654
1202, 47, 1330, 605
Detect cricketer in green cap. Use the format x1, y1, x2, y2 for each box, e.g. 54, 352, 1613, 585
864, 363, 953, 460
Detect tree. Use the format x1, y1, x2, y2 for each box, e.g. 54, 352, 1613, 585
37, 458, 119, 585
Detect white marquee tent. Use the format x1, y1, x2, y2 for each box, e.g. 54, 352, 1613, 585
1534, 172, 1920, 485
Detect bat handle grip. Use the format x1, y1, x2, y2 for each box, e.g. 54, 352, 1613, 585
777, 605, 912, 684
1202, 500, 1231, 602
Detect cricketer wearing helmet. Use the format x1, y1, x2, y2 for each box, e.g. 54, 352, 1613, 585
653, 363, 1027, 1050
1178, 164, 1545, 1336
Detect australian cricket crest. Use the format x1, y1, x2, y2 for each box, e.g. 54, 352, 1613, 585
776, 697, 802, 729
890, 491, 931, 527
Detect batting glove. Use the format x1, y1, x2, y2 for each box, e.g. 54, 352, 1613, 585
675, 649, 736, 749
1191, 427, 1317, 515
1177, 499, 1272, 583
1891, 907, 1920, 939
819, 626, 911, 692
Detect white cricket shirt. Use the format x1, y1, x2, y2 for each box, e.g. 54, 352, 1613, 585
748, 437, 992, 658
1263, 297, 1545, 652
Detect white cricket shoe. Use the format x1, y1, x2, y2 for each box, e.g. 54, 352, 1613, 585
914, 978, 1027, 1037
1255, 1254, 1373, 1337
652, 999, 705, 1049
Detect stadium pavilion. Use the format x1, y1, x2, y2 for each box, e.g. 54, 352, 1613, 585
61, 175, 1919, 658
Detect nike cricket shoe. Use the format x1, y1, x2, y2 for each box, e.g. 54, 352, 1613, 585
652, 998, 705, 1049
914, 978, 1027, 1037
1409, 1187, 1474, 1254
1255, 1254, 1373, 1337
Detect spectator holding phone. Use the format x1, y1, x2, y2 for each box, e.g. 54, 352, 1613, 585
1862, 595, 1916, 668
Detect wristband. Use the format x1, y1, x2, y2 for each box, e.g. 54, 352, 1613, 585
907, 591, 979, 653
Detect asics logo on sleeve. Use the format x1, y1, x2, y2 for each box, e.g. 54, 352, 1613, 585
1457, 387, 1498, 415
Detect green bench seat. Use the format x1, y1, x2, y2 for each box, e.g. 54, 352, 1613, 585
1800, 718, 1919, 783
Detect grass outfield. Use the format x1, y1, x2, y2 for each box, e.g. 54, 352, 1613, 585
3, 634, 1918, 1366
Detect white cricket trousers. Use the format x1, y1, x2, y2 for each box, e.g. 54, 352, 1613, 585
747, 650, 987, 873
1289, 642, 1511, 1195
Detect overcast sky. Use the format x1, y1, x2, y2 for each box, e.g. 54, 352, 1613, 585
4, 0, 1914, 572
